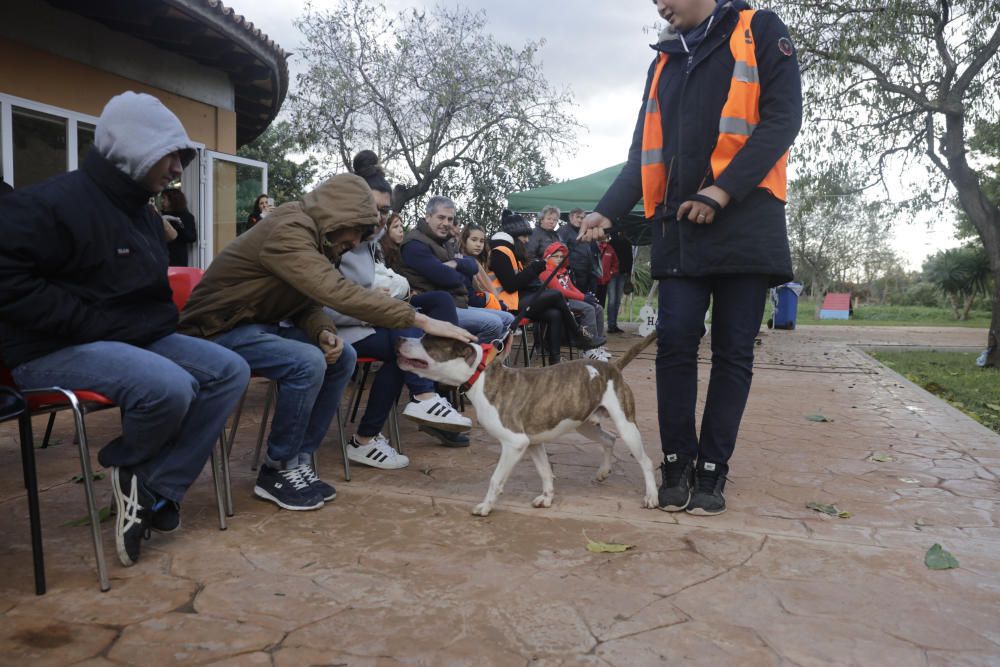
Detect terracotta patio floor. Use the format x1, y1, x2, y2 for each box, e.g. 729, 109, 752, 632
0, 324, 998, 666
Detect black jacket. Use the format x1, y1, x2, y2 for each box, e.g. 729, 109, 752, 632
488, 238, 545, 296
556, 224, 599, 294
595, 4, 801, 285
166, 210, 197, 267
0, 149, 178, 368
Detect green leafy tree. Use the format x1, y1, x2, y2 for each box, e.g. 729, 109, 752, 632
289, 0, 575, 213
787, 166, 898, 297
924, 246, 992, 319
237, 120, 318, 208
434, 128, 555, 234
784, 0, 1000, 365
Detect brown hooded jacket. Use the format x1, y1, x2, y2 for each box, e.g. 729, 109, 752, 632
178, 174, 415, 342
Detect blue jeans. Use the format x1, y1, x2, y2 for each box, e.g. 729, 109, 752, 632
656, 275, 768, 464
12, 334, 250, 502
211, 324, 357, 467
607, 274, 626, 329
456, 306, 514, 343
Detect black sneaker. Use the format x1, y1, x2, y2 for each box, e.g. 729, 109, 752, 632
150, 499, 181, 533
111, 467, 154, 566
299, 464, 337, 502
658, 453, 695, 511
419, 424, 471, 448
686, 459, 729, 516
607, 326, 625, 334
253, 465, 325, 511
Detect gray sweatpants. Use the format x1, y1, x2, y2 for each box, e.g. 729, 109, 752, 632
568, 299, 607, 347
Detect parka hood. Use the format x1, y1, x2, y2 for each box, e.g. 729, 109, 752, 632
542, 241, 569, 263
301, 173, 380, 260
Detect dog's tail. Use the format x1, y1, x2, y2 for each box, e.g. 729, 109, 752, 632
611, 330, 657, 372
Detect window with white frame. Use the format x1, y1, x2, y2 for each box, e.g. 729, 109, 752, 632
0, 93, 99, 189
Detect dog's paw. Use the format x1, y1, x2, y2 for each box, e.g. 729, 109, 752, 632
594, 468, 611, 483
532, 494, 553, 508
472, 503, 492, 517
642, 493, 658, 509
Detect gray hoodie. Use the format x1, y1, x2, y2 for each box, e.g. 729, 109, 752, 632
94, 91, 197, 181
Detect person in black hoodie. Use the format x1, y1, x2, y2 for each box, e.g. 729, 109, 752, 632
578, 0, 802, 515
159, 187, 197, 267
0, 92, 250, 567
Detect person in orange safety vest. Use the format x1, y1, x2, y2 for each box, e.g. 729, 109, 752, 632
578, 0, 802, 516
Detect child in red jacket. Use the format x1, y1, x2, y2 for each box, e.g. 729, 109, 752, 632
540, 242, 610, 360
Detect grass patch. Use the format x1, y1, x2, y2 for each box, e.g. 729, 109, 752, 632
616, 294, 991, 328
868, 350, 1000, 436
791, 299, 992, 328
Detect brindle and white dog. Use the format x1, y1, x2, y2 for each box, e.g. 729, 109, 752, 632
397, 332, 659, 516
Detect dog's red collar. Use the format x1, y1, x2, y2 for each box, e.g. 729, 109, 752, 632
462, 343, 497, 391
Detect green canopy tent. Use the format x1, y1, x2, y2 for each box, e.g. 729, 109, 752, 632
506, 163, 651, 245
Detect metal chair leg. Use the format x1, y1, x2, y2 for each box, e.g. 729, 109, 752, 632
219, 432, 233, 517
209, 447, 227, 531
19, 414, 46, 595
338, 408, 351, 482
41, 412, 56, 449
349, 364, 371, 423
389, 401, 402, 454
251, 381, 276, 471
65, 396, 110, 592
226, 388, 248, 458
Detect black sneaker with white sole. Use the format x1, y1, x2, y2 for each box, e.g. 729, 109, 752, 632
419, 424, 471, 448
253, 465, 325, 511
150, 499, 181, 533
111, 467, 154, 566
299, 464, 337, 501
686, 459, 729, 515
658, 452, 695, 511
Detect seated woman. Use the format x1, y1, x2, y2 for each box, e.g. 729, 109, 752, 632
488, 210, 592, 365
460, 223, 505, 311
331, 152, 473, 467
540, 242, 611, 361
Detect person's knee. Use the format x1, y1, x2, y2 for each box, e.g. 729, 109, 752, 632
217, 350, 251, 389
131, 369, 197, 421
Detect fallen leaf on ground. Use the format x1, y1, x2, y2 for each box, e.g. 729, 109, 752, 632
62, 506, 112, 527
899, 477, 921, 484
584, 532, 634, 553
868, 453, 893, 463
806, 414, 832, 422
806, 502, 851, 519
914, 518, 927, 531
924, 544, 959, 570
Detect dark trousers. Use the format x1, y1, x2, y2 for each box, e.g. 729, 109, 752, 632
655, 275, 768, 464
353, 291, 457, 438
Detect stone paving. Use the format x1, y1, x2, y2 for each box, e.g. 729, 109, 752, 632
0, 324, 998, 666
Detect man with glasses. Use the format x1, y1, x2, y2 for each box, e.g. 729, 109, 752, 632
179, 174, 474, 511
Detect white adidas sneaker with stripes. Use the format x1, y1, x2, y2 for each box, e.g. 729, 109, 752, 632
347, 434, 409, 469
402, 394, 472, 432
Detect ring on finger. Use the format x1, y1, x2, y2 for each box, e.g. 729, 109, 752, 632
697, 213, 706, 221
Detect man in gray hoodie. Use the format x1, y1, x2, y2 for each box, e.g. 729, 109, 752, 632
0, 92, 251, 568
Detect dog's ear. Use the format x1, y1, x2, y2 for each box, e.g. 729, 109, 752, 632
462, 343, 479, 367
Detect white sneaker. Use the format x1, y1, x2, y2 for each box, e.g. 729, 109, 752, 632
402, 394, 472, 432
597, 346, 613, 361
583, 348, 606, 361
347, 434, 410, 469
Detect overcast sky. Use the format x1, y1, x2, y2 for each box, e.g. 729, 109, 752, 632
236, 0, 957, 268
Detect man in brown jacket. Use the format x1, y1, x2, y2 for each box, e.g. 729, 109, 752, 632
179, 174, 472, 511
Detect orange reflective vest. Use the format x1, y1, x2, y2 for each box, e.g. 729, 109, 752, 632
488, 245, 521, 311
641, 9, 788, 219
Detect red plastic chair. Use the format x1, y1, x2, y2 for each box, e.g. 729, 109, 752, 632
2, 364, 115, 593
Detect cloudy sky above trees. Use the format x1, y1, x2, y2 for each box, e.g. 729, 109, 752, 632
237, 0, 957, 266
